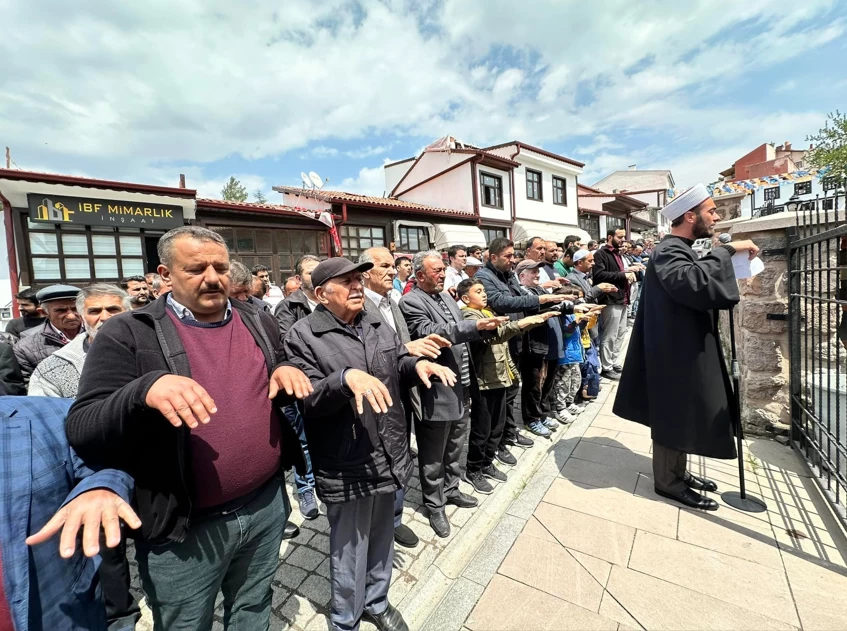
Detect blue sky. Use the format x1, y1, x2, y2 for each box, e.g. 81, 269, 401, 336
2, 0, 845, 200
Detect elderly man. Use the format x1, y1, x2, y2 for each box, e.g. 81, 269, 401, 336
65, 226, 312, 630
523, 237, 561, 290
229, 261, 271, 313
464, 256, 483, 278
4, 288, 45, 340
148, 274, 164, 299
14, 284, 82, 382
119, 276, 150, 309
359, 247, 452, 550
614, 184, 760, 511
400, 251, 507, 537
444, 245, 468, 292
275, 255, 321, 335
285, 257, 454, 631
283, 276, 300, 297
565, 250, 617, 304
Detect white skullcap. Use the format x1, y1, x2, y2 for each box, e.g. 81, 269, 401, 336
465, 256, 483, 267
572, 249, 591, 263
661, 183, 710, 221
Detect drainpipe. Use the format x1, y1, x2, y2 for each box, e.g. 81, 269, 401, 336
0, 188, 20, 317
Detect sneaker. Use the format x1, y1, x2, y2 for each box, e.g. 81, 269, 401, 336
601, 370, 620, 381
298, 489, 319, 520
526, 420, 552, 437
466, 470, 494, 495
542, 417, 559, 431
503, 433, 534, 449
495, 447, 517, 466
566, 404, 585, 415
554, 410, 575, 424
482, 464, 508, 483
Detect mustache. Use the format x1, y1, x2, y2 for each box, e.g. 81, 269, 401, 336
348, 292, 364, 300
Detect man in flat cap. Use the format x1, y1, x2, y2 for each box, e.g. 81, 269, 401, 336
284, 257, 456, 631
14, 284, 82, 382
613, 184, 759, 511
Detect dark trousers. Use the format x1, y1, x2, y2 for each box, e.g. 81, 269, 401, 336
499, 383, 521, 447
652, 442, 688, 493
468, 388, 508, 473
98, 536, 140, 631
415, 409, 469, 514
326, 493, 395, 631
520, 354, 558, 422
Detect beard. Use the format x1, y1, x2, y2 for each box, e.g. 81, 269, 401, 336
692, 213, 713, 239
87, 320, 104, 342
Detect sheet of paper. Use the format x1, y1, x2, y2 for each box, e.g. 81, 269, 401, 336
732, 254, 764, 279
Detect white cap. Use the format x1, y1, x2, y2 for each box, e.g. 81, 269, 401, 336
465, 256, 483, 267
661, 183, 710, 221
572, 249, 591, 263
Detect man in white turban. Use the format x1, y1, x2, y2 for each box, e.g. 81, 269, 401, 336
612, 184, 760, 511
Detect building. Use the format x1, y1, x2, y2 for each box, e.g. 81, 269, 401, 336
591, 167, 675, 234
719, 142, 810, 182
576, 184, 651, 242
0, 169, 332, 324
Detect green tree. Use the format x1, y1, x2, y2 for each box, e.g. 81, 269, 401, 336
220, 176, 248, 202
253, 189, 267, 204
806, 111, 847, 180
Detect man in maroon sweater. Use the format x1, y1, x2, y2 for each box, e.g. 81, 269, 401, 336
66, 226, 313, 630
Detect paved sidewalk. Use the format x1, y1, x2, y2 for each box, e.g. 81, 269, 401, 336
443, 383, 847, 631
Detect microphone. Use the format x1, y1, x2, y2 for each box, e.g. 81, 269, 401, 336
718, 233, 732, 244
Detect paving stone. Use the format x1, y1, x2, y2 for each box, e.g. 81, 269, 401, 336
560, 456, 641, 493
408, 542, 441, 578
466, 575, 617, 631
449, 506, 474, 527
274, 563, 308, 590
308, 533, 330, 554
388, 571, 416, 605
628, 530, 799, 626
590, 414, 651, 436
505, 473, 557, 520
597, 591, 641, 629
287, 546, 325, 571
304, 614, 331, 631
605, 565, 795, 630
462, 514, 525, 586
782, 550, 847, 630
297, 575, 331, 607
316, 557, 331, 579
520, 515, 557, 543
570, 441, 654, 476
271, 584, 292, 611
580, 428, 618, 445
279, 593, 320, 628
421, 577, 484, 631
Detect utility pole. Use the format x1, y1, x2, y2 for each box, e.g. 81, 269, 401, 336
4, 147, 9, 169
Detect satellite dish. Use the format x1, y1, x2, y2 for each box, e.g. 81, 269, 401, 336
309, 171, 324, 189
301, 172, 312, 188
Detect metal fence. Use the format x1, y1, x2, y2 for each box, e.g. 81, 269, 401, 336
787, 189, 847, 527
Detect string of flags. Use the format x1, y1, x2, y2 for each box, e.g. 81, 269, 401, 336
665, 168, 831, 200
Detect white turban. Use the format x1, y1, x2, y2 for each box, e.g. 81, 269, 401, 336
661, 183, 710, 221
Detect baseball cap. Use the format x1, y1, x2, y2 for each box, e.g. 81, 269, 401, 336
311, 258, 373, 288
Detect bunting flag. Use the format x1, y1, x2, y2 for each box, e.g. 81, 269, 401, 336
290, 206, 344, 254
707, 168, 825, 197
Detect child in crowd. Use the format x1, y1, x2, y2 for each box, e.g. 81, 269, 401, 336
579, 304, 603, 402
457, 279, 554, 495
552, 287, 591, 422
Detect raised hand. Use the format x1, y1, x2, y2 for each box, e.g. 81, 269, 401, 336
145, 375, 217, 429
415, 361, 457, 388
345, 368, 393, 414
269, 365, 314, 400
476, 316, 510, 331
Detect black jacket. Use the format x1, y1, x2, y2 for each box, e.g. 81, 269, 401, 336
0, 341, 25, 395
13, 322, 71, 382
274, 289, 313, 338
4, 314, 45, 340
283, 305, 419, 503
66, 296, 304, 543
591, 246, 628, 305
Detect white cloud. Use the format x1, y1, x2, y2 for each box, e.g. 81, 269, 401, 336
340, 164, 388, 196
345, 145, 393, 159
311, 146, 340, 158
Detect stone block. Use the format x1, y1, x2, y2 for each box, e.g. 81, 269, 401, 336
744, 373, 787, 399
744, 336, 785, 373
740, 300, 788, 334
297, 575, 331, 607
287, 546, 324, 571
738, 264, 786, 298
274, 563, 307, 590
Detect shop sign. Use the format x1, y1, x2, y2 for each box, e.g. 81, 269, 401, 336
27, 193, 184, 228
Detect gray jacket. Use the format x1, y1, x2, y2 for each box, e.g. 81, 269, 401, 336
364, 295, 422, 422
28, 333, 88, 398
566, 270, 605, 303
399, 287, 483, 422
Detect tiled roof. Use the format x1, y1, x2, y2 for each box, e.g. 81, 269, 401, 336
272, 186, 474, 217
196, 197, 322, 218
0, 168, 196, 197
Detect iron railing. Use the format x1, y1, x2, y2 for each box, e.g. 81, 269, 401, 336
788, 190, 847, 527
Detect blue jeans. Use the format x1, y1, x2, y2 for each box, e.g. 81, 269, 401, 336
135, 476, 290, 630
283, 404, 315, 496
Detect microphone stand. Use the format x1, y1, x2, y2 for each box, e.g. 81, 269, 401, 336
721, 299, 767, 513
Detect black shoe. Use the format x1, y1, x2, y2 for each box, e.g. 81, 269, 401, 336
495, 447, 517, 466
655, 487, 719, 511
481, 464, 507, 483
684, 472, 718, 493
394, 523, 419, 548
362, 603, 409, 631
429, 512, 451, 538
282, 522, 300, 540
466, 470, 494, 494
446, 491, 479, 508
410, 446, 418, 460
503, 433, 533, 450
601, 371, 620, 381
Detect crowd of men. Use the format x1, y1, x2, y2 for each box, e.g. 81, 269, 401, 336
0, 222, 667, 631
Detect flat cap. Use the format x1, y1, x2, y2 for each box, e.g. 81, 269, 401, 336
515, 259, 543, 274
36, 284, 81, 303
312, 257, 373, 288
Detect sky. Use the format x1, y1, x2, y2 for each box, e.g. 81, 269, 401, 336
2, 0, 845, 201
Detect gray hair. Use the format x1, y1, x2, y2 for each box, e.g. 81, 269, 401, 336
150, 274, 163, 291
75, 283, 131, 314
357, 247, 391, 265
412, 250, 443, 274
157, 226, 227, 267
229, 261, 253, 287
295, 255, 322, 277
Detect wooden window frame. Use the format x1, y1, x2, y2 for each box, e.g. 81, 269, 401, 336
526, 169, 543, 202
398, 226, 429, 253
552, 176, 567, 206
479, 172, 504, 209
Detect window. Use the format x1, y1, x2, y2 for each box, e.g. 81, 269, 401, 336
481, 227, 507, 244
607, 216, 626, 234
340, 225, 386, 261
763, 186, 780, 202
398, 226, 430, 253
552, 176, 567, 206
480, 172, 503, 209
526, 169, 542, 201
578, 215, 600, 241
794, 181, 812, 196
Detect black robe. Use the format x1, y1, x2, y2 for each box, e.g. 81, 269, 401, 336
613, 235, 740, 459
